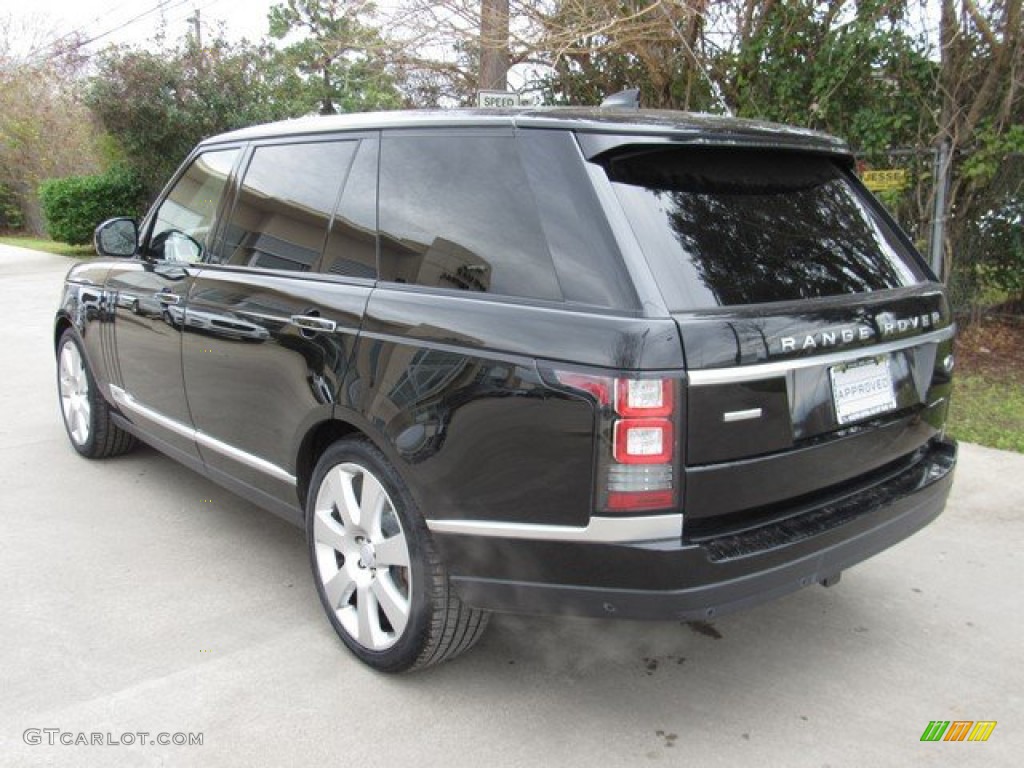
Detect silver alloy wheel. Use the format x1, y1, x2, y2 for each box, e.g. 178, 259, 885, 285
58, 341, 91, 446
313, 462, 412, 651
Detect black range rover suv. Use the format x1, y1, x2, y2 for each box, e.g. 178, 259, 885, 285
55, 108, 957, 672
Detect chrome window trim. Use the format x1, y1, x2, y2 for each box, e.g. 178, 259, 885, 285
425, 514, 682, 543
687, 325, 956, 386
109, 385, 297, 486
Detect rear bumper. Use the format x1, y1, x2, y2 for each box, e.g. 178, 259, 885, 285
434, 438, 956, 620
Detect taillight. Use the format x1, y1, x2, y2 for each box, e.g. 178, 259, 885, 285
613, 418, 673, 463
615, 379, 673, 417
553, 371, 681, 513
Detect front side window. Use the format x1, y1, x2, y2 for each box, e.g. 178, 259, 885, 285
148, 148, 240, 263
216, 141, 357, 272
602, 147, 927, 310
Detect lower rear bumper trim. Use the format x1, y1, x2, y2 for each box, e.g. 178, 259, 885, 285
440, 439, 956, 621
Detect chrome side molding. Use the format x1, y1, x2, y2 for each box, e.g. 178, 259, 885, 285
110, 385, 297, 486
426, 514, 682, 543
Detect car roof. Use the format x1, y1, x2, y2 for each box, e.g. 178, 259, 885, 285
204, 107, 850, 158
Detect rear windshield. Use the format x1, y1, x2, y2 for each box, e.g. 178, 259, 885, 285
601, 147, 927, 310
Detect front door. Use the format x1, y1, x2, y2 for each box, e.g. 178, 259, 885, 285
107, 147, 241, 461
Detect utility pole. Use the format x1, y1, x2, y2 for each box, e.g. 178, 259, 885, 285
479, 0, 509, 91
188, 6, 203, 72
191, 7, 202, 50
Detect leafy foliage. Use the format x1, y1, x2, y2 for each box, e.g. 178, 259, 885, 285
537, 0, 713, 110
0, 184, 25, 231
727, 0, 935, 155
268, 0, 403, 114
958, 144, 1024, 307
0, 22, 103, 235
87, 37, 301, 198
536, 0, 935, 156
38, 167, 145, 245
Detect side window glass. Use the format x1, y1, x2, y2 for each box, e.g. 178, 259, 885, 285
148, 148, 239, 263
216, 141, 357, 272
378, 133, 563, 302
520, 131, 638, 310
318, 139, 378, 279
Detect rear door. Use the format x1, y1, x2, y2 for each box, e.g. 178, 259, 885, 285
181, 135, 378, 513
592, 143, 955, 531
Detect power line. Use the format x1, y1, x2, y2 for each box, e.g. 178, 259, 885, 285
28, 0, 195, 66
18, 0, 150, 62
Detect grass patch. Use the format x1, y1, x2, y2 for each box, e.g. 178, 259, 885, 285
0, 235, 95, 259
948, 374, 1024, 453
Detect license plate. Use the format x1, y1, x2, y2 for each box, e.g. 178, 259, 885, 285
830, 356, 897, 425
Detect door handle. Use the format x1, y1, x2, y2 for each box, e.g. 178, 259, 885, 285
155, 292, 181, 305
289, 315, 337, 333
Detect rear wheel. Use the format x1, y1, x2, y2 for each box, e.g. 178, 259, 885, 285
56, 329, 136, 459
307, 438, 489, 672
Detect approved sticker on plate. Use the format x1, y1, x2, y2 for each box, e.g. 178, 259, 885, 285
830, 355, 898, 425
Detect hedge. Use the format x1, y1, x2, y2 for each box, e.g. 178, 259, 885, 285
39, 168, 144, 246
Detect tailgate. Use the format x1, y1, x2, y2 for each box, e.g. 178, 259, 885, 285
677, 287, 954, 526
587, 141, 955, 529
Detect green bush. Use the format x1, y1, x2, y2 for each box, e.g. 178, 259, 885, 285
38, 168, 144, 245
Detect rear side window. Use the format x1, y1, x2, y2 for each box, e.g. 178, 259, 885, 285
319, 138, 378, 280
216, 141, 357, 272
602, 147, 927, 310
378, 132, 563, 302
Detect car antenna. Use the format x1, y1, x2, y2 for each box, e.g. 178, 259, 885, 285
601, 88, 640, 110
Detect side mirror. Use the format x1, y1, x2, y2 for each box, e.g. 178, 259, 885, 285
94, 217, 139, 258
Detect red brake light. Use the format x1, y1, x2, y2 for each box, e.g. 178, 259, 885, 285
613, 418, 673, 464
615, 379, 673, 417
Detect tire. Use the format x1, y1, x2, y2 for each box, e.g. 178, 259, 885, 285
306, 438, 489, 672
56, 329, 137, 459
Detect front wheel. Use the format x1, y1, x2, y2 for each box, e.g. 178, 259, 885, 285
56, 329, 136, 459
307, 438, 489, 672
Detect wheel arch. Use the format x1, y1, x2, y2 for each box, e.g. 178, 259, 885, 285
54, 313, 74, 351
295, 416, 390, 513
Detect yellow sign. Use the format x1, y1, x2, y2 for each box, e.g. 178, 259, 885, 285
862, 169, 909, 192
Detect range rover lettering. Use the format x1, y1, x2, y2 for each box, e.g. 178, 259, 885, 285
54, 107, 957, 672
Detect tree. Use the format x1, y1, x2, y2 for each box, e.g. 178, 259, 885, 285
535, 0, 713, 109
0, 15, 104, 234
936, 0, 1023, 282
378, 1, 549, 106
88, 35, 301, 198
268, 0, 403, 114
480, 0, 510, 90
530, 0, 937, 153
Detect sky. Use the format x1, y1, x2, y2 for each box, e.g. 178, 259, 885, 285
4, 0, 280, 61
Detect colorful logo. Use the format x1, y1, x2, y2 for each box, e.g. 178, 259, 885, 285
921, 721, 997, 742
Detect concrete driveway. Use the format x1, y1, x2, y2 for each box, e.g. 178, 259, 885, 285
1, 243, 1020, 767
